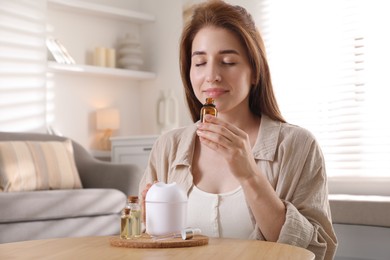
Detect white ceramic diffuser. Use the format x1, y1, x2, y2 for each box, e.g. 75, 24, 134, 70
145, 182, 187, 236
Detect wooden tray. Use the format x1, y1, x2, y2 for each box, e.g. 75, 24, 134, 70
109, 234, 209, 248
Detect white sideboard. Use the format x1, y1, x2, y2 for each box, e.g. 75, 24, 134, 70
111, 135, 158, 172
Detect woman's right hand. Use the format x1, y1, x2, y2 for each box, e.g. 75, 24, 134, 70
141, 182, 154, 223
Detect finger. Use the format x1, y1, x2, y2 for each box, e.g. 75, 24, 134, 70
197, 130, 231, 151
197, 121, 239, 150
203, 115, 246, 138
197, 120, 251, 158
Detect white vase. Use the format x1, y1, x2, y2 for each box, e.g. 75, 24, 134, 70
157, 89, 179, 134
117, 33, 143, 70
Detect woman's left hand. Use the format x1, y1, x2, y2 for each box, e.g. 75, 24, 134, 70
196, 114, 258, 181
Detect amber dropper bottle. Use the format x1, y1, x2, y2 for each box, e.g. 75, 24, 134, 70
200, 97, 217, 123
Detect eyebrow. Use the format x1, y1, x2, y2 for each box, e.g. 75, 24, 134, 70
191, 49, 240, 57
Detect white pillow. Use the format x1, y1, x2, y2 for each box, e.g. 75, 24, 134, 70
0, 140, 82, 192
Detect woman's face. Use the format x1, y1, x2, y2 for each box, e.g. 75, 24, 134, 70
190, 26, 254, 115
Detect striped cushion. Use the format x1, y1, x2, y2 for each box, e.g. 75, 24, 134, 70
0, 140, 82, 192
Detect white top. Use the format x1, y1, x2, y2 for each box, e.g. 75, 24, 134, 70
186, 185, 254, 239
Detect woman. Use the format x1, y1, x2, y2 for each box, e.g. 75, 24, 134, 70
140, 1, 337, 259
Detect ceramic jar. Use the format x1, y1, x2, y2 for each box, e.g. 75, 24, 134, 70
145, 182, 187, 236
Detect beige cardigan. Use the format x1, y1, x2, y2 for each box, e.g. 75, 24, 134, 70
139, 115, 337, 260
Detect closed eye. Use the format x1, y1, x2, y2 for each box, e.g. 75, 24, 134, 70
222, 61, 236, 66
195, 62, 206, 67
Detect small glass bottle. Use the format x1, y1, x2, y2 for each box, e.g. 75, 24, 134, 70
120, 207, 130, 239
200, 98, 217, 123
129, 196, 142, 238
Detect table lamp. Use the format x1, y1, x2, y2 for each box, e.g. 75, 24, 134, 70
96, 108, 120, 150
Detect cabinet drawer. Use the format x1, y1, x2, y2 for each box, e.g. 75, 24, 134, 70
114, 145, 152, 155
111, 135, 158, 171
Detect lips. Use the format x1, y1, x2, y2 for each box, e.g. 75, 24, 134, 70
203, 88, 228, 98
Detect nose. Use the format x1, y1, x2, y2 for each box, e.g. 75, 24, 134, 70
205, 65, 221, 83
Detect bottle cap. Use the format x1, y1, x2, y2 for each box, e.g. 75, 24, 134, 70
205, 97, 214, 104
128, 196, 139, 203
181, 228, 201, 240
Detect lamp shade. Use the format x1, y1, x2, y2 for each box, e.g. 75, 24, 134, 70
96, 108, 120, 130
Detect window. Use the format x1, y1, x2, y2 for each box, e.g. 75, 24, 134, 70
0, 0, 47, 131
257, 0, 390, 195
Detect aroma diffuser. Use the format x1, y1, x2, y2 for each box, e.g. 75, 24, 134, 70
145, 182, 187, 236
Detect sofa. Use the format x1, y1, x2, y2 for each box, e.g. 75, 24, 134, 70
329, 194, 390, 260
0, 131, 143, 244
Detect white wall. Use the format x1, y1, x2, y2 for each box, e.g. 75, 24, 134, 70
139, 0, 191, 135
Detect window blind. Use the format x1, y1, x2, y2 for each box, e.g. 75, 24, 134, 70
0, 0, 47, 131
257, 0, 390, 186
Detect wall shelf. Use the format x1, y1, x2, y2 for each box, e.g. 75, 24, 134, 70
48, 0, 155, 23
48, 62, 156, 80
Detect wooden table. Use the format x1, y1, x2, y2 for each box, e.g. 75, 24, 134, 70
0, 236, 315, 260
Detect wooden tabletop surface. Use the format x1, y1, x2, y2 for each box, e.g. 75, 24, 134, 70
0, 236, 315, 260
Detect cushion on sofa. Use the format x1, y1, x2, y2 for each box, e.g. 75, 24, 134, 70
329, 194, 390, 227
0, 140, 82, 192
0, 189, 126, 223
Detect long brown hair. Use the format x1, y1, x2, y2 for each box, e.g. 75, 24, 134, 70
179, 0, 285, 123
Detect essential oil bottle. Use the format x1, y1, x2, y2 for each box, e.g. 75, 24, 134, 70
128, 196, 141, 238
120, 207, 130, 239
200, 98, 217, 123
120, 196, 141, 239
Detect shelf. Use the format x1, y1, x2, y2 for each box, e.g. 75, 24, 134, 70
48, 0, 155, 23
47, 62, 156, 80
